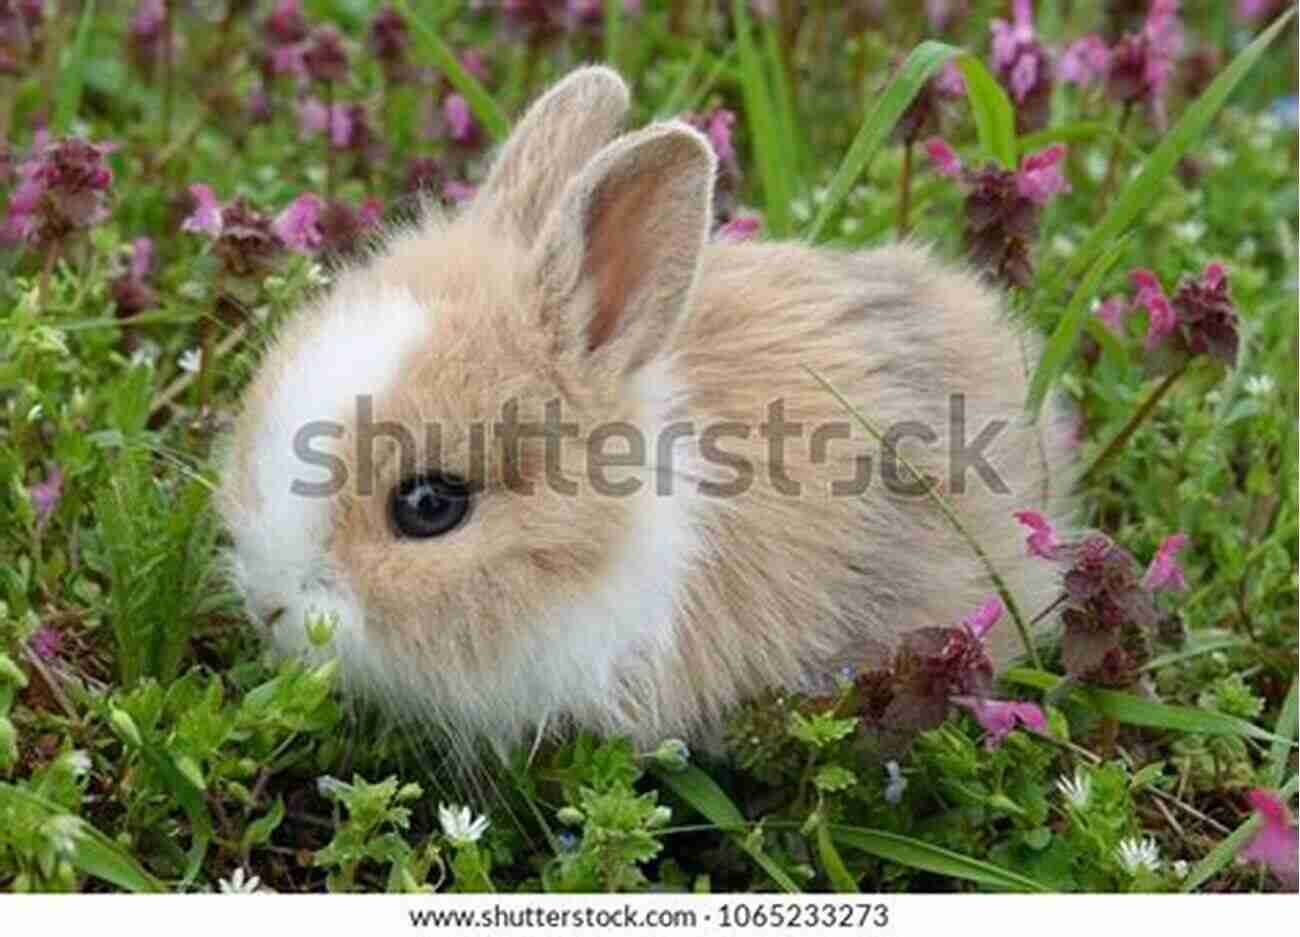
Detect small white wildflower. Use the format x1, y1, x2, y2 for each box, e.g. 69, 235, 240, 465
178, 348, 203, 374
1055, 768, 1092, 810
1116, 836, 1162, 875
1171, 860, 1189, 880
438, 802, 489, 846
218, 867, 263, 894
129, 340, 160, 368
43, 815, 82, 856
883, 761, 908, 805
790, 198, 812, 223
1051, 234, 1076, 257
1084, 150, 1108, 181
62, 750, 92, 778
1172, 220, 1205, 244
1245, 374, 1276, 398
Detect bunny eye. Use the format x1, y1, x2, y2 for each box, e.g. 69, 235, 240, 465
390, 473, 473, 539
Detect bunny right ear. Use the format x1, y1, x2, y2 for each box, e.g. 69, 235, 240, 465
470, 66, 630, 242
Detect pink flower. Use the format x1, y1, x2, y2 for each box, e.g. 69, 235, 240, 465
442, 93, 481, 146
265, 0, 307, 45
1014, 510, 1061, 559
129, 0, 165, 39
358, 196, 383, 228
925, 0, 968, 32
328, 104, 355, 149
1239, 789, 1299, 890
1237, 0, 1286, 20
961, 596, 1003, 641
952, 696, 1046, 750
272, 193, 324, 253
269, 41, 307, 77
181, 183, 223, 236
296, 96, 329, 136
924, 136, 963, 177
1131, 268, 1177, 352
1141, 532, 1188, 592
127, 236, 153, 280
990, 0, 1035, 74
1015, 143, 1070, 205
1060, 34, 1110, 85
1095, 295, 1129, 334
716, 216, 760, 242
29, 466, 62, 520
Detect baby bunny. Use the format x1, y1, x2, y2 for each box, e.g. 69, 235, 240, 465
218, 66, 1073, 753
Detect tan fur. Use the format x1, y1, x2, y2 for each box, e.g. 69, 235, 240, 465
219, 68, 1074, 751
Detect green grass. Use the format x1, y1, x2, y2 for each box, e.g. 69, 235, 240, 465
0, 0, 1296, 895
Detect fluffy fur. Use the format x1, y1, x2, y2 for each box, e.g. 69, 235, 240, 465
218, 66, 1074, 754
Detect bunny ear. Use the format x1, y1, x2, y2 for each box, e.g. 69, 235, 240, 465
472, 66, 630, 242
532, 121, 716, 374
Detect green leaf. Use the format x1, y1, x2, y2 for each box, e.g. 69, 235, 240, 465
52, 0, 97, 134
829, 825, 1048, 892
650, 765, 800, 893
760, 12, 803, 187
956, 54, 1017, 168
815, 822, 859, 893
603, 0, 624, 72
732, 0, 793, 236
1039, 7, 1296, 301
814, 765, 858, 794
807, 40, 962, 241
395, 0, 509, 143
0, 785, 163, 893
1004, 669, 1298, 746
1025, 237, 1128, 419
241, 797, 286, 854
1018, 121, 1145, 162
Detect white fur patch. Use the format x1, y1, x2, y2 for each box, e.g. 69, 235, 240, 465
227, 281, 432, 664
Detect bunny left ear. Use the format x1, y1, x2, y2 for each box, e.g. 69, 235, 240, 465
531, 121, 716, 374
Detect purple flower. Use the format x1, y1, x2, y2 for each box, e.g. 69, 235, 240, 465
1171, 261, 1238, 367
1060, 34, 1110, 85
181, 183, 223, 236
1095, 295, 1129, 334
952, 697, 1046, 750
1237, 0, 1287, 20
1239, 789, 1299, 890
303, 26, 349, 83
368, 4, 408, 78
265, 0, 307, 46
961, 596, 1003, 642
3, 137, 114, 245
111, 236, 157, 315
1141, 532, 1188, 592
268, 41, 307, 78
716, 216, 760, 242
683, 107, 742, 225
296, 96, 328, 136
989, 0, 1053, 131
1057, 534, 1159, 685
925, 0, 968, 32
272, 193, 324, 253
29, 624, 61, 661
441, 179, 477, 205
29, 466, 62, 520
1106, 0, 1182, 126
1014, 510, 1061, 559
925, 137, 963, 178
1130, 268, 1178, 353
442, 93, 481, 147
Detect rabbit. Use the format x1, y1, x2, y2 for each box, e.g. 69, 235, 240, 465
217, 66, 1074, 755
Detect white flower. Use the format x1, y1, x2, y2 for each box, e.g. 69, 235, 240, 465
439, 802, 489, 846
178, 348, 203, 374
43, 815, 83, 856
883, 761, 908, 805
1245, 374, 1276, 398
1172, 220, 1205, 244
218, 867, 264, 894
1171, 860, 1189, 880
1056, 768, 1092, 810
1116, 836, 1162, 875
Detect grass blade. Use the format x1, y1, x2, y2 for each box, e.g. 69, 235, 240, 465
396, 0, 509, 143
956, 54, 1017, 168
733, 0, 793, 236
52, 0, 97, 134
1039, 7, 1296, 300
760, 12, 803, 186
815, 822, 859, 892
1267, 676, 1298, 788
1025, 236, 1128, 419
1018, 121, 1145, 161
651, 765, 800, 893
1004, 668, 1298, 745
829, 825, 1048, 892
807, 41, 961, 242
